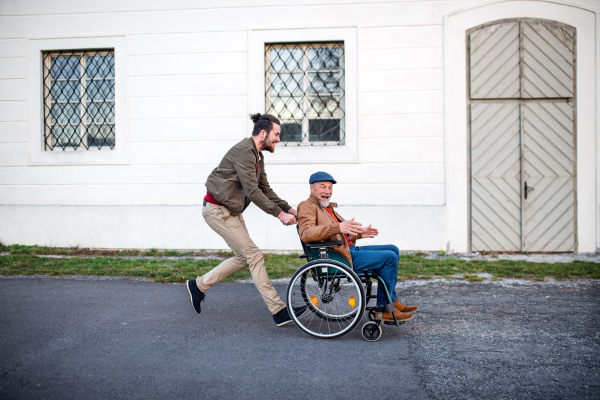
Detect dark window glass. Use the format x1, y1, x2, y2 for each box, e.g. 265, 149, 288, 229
43, 50, 115, 151
309, 119, 340, 143
281, 122, 302, 142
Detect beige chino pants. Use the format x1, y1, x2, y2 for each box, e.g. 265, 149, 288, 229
197, 203, 286, 315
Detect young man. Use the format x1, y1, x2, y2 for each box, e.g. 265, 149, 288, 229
297, 171, 419, 322
186, 113, 300, 326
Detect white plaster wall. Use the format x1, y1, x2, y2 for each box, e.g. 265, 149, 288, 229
0, 204, 446, 251
0, 0, 597, 251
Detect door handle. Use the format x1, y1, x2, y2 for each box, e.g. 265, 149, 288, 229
524, 182, 534, 199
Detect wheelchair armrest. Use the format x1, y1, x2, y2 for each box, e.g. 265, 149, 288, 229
305, 241, 343, 249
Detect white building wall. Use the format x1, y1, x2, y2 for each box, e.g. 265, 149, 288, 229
0, 0, 597, 252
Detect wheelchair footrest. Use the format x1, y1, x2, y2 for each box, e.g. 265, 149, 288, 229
384, 320, 406, 326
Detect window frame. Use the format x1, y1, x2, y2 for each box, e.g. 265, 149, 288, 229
28, 35, 128, 165
43, 49, 116, 152
249, 26, 359, 164
265, 42, 346, 147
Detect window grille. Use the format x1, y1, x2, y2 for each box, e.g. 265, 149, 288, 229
42, 50, 115, 151
265, 43, 345, 146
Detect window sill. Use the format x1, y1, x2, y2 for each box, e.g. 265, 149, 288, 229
266, 143, 358, 164
27, 147, 129, 166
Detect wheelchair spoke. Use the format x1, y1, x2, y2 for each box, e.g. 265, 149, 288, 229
303, 274, 322, 328
287, 261, 365, 339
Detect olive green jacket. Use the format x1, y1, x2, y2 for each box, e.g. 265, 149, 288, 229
205, 138, 291, 217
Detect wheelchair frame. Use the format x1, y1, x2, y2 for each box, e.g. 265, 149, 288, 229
286, 229, 404, 341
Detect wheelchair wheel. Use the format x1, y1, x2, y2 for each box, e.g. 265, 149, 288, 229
287, 260, 365, 339
361, 322, 382, 342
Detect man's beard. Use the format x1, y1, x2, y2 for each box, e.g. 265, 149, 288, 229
261, 135, 275, 153
320, 199, 330, 208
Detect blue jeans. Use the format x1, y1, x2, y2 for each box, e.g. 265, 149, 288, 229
350, 245, 399, 306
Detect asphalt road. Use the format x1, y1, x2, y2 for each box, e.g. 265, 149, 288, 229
0, 277, 427, 400
1, 277, 599, 399
402, 280, 600, 400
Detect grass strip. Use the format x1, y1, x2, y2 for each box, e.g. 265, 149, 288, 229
0, 250, 598, 283
395, 254, 600, 281
0, 253, 305, 284
1, 243, 230, 258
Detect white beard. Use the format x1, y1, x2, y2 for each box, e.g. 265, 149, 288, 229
320, 199, 330, 208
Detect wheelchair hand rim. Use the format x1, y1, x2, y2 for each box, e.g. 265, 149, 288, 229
299, 270, 361, 320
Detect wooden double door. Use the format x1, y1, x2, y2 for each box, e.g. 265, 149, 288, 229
468, 19, 577, 252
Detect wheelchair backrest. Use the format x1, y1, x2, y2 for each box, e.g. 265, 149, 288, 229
296, 225, 311, 259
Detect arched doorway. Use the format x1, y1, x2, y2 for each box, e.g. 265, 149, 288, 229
468, 19, 577, 252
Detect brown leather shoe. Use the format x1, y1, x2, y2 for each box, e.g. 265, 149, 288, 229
393, 301, 419, 313
381, 309, 414, 322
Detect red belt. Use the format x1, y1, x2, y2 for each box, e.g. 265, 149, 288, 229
203, 191, 222, 206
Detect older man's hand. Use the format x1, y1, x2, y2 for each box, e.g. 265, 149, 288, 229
361, 224, 379, 238
340, 218, 362, 235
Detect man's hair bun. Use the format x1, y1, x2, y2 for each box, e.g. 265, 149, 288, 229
249, 113, 262, 124
249, 113, 281, 136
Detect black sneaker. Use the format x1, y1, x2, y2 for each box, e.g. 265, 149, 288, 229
273, 306, 308, 326
273, 307, 292, 326
186, 280, 205, 314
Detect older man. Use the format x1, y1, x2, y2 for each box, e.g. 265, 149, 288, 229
297, 171, 418, 322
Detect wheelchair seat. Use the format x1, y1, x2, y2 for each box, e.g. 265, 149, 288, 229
286, 226, 403, 341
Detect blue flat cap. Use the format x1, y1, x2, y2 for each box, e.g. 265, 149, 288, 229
309, 171, 337, 185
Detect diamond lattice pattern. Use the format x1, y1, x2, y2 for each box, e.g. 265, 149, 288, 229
43, 50, 115, 151
265, 43, 345, 146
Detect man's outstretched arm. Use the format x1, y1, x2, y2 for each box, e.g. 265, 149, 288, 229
298, 205, 363, 243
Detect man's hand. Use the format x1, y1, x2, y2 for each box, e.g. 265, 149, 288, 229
288, 208, 298, 217
278, 211, 296, 226
361, 224, 379, 238
340, 218, 362, 235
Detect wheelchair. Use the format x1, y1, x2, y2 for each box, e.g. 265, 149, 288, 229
286, 229, 406, 342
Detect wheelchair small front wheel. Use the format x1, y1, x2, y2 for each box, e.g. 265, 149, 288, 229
362, 322, 382, 342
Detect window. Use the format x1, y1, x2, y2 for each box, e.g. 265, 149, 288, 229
43, 50, 115, 151
265, 43, 345, 146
